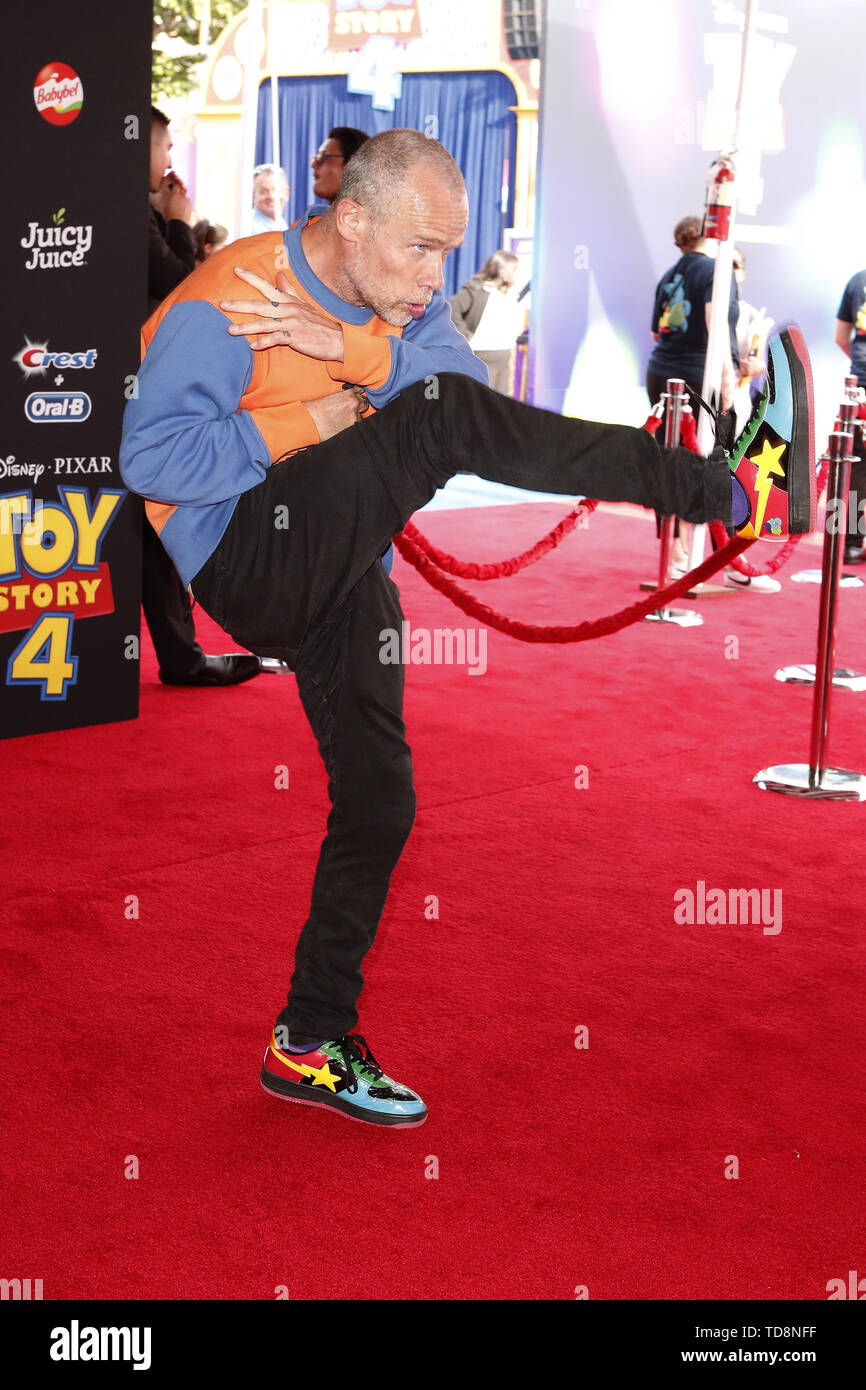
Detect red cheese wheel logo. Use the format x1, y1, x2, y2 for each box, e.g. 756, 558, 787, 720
33, 62, 83, 125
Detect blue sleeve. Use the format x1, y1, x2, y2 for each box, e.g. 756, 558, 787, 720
365, 290, 489, 408
119, 300, 271, 505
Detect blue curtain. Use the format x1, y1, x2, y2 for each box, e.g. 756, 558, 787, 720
254, 71, 516, 300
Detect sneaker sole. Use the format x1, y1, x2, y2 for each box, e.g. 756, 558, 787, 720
779, 324, 817, 534
260, 1070, 428, 1128
731, 325, 816, 538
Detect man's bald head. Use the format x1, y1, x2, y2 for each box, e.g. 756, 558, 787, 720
318, 128, 469, 327
337, 128, 466, 223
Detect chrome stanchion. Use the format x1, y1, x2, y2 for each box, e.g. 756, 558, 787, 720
643, 378, 703, 627
777, 398, 866, 691
791, 377, 864, 588
755, 422, 866, 800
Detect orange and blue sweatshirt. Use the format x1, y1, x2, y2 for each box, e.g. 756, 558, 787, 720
119, 208, 488, 586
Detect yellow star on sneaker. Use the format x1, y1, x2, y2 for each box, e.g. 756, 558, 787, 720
747, 438, 786, 537
308, 1060, 341, 1092
269, 1032, 340, 1091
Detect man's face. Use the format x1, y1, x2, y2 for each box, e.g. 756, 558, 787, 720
312, 137, 346, 203
338, 167, 468, 327
253, 173, 288, 219
150, 125, 172, 193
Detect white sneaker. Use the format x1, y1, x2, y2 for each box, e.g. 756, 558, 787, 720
725, 569, 781, 593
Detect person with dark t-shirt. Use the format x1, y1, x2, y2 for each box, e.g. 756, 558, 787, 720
645, 216, 779, 594
834, 268, 866, 563
646, 215, 739, 414
143, 107, 261, 685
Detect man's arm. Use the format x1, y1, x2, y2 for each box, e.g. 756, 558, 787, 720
835, 319, 853, 358
148, 204, 197, 305
218, 270, 489, 404
119, 301, 319, 505
362, 293, 489, 407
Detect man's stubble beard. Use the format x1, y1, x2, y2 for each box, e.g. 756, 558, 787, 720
340, 233, 413, 327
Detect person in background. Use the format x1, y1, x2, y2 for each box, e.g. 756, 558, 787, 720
449, 250, 525, 395
646, 216, 738, 419
311, 127, 370, 206
251, 164, 290, 232
149, 107, 196, 317
646, 216, 775, 593
834, 265, 866, 563
732, 247, 773, 435
193, 220, 228, 264
143, 107, 261, 686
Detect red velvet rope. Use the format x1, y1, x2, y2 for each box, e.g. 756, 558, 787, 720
392, 408, 760, 643
400, 502, 598, 580
392, 527, 754, 642
394, 397, 839, 634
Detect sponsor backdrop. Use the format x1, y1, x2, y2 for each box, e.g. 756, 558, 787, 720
2, 1, 152, 739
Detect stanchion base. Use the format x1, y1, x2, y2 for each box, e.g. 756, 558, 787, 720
775, 664, 866, 690
791, 569, 864, 587
753, 763, 866, 800
643, 607, 703, 627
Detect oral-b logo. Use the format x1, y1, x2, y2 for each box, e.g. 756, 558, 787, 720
25, 393, 91, 423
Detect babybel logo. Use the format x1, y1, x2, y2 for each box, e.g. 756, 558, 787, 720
25, 393, 91, 423
21, 210, 93, 270
33, 63, 83, 125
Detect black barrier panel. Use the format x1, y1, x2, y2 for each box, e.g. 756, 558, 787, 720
1, 1, 152, 739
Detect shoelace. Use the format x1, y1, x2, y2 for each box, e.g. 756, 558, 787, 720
334, 1033, 384, 1095
689, 387, 721, 435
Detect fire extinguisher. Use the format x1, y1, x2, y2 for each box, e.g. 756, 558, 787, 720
702, 155, 735, 241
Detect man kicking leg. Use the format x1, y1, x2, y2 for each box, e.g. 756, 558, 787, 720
120, 129, 813, 1127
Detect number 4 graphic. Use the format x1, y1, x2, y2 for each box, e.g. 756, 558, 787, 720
347, 36, 403, 112
7, 613, 78, 700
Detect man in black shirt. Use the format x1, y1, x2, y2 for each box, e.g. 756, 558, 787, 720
142, 107, 260, 685
835, 269, 866, 563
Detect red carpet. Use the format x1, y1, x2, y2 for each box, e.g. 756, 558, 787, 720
3, 502, 864, 1300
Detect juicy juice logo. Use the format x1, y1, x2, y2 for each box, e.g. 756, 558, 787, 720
21, 209, 93, 270
33, 62, 83, 126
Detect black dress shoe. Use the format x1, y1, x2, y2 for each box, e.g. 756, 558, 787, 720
159, 654, 262, 686
843, 545, 866, 564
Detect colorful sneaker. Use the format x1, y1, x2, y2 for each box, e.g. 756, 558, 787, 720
728, 326, 816, 541
260, 1029, 427, 1127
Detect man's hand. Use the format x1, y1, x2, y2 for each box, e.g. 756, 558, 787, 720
303, 388, 368, 442
221, 267, 344, 360
153, 172, 192, 225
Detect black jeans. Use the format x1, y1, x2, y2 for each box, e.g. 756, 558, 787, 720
191, 374, 733, 1040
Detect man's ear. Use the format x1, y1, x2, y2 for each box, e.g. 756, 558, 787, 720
334, 197, 367, 246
